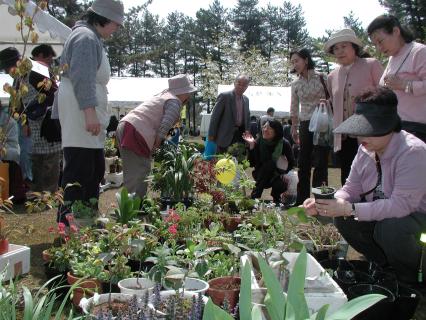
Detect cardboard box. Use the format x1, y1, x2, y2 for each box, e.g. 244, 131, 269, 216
0, 244, 30, 282
242, 251, 347, 316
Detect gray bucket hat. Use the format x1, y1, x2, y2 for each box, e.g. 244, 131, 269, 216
89, 0, 125, 25
334, 101, 401, 137
168, 74, 197, 95
324, 28, 363, 54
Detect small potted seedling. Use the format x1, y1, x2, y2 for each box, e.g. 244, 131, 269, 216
312, 182, 336, 200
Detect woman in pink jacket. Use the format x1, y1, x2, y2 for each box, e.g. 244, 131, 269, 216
304, 87, 426, 285
368, 15, 426, 142
324, 29, 384, 186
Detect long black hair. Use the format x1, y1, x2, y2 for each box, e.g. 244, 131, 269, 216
289, 48, 315, 73
367, 15, 414, 43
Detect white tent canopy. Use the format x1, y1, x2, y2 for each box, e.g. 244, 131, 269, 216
0, 0, 71, 54
218, 84, 291, 117
107, 76, 170, 115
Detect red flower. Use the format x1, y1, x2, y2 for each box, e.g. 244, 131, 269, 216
168, 224, 178, 235
165, 209, 180, 223
65, 214, 74, 222
48, 226, 55, 233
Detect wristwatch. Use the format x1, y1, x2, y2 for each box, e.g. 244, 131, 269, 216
344, 203, 356, 220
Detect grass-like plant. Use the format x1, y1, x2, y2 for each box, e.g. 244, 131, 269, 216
202, 247, 385, 320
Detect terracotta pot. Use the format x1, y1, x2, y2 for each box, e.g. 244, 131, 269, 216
0, 239, 9, 255
42, 249, 52, 262
221, 215, 242, 232
0, 162, 9, 200
207, 276, 241, 310
67, 272, 102, 307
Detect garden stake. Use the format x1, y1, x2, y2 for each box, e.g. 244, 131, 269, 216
418, 233, 426, 283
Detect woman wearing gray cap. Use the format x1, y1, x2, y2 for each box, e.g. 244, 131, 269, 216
324, 29, 384, 186
116, 74, 197, 199
56, 0, 124, 222
303, 87, 426, 284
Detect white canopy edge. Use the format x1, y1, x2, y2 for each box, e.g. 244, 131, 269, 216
0, 0, 71, 54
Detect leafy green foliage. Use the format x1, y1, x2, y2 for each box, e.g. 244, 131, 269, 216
114, 187, 142, 224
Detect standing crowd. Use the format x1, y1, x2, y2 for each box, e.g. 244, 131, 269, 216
0, 0, 425, 288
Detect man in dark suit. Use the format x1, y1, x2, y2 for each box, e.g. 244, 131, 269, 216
208, 74, 251, 153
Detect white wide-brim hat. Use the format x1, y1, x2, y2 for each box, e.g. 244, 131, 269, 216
168, 74, 197, 96
324, 28, 363, 54
89, 0, 124, 26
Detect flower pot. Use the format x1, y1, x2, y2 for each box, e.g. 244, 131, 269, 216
149, 290, 207, 317
333, 270, 374, 294
117, 277, 155, 297
80, 293, 138, 316
312, 186, 336, 200
73, 217, 94, 228
221, 215, 242, 232
0, 162, 9, 200
347, 284, 395, 320
0, 239, 9, 255
207, 276, 241, 310
391, 284, 421, 320
67, 272, 102, 308
43, 263, 69, 299
164, 277, 209, 295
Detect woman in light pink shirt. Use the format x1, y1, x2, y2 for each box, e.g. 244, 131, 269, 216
368, 14, 426, 142
303, 87, 426, 284
324, 29, 384, 186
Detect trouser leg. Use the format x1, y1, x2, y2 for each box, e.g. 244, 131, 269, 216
374, 212, 426, 283
296, 121, 313, 204
334, 216, 387, 265
31, 152, 61, 192
251, 160, 275, 199
120, 147, 151, 200
58, 147, 104, 222
312, 145, 329, 188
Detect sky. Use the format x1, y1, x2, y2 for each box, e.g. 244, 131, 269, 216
121, 0, 386, 38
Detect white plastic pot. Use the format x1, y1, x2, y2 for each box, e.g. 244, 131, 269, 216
118, 277, 156, 297
163, 277, 209, 295
79, 293, 135, 315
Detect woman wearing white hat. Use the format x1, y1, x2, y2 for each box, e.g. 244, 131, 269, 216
368, 15, 426, 143
56, 0, 124, 222
324, 29, 384, 186
116, 74, 197, 199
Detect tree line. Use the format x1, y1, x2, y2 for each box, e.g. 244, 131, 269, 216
46, 0, 425, 104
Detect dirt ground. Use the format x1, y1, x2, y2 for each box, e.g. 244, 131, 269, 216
1, 167, 425, 319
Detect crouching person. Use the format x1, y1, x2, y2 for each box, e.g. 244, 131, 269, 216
303, 87, 426, 284
116, 74, 197, 199
243, 119, 295, 204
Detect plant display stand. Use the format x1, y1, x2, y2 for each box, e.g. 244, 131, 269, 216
0, 244, 30, 282
241, 251, 347, 316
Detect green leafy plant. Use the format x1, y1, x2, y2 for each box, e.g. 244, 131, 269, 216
113, 187, 141, 224
146, 243, 178, 285
202, 247, 385, 320
70, 198, 98, 219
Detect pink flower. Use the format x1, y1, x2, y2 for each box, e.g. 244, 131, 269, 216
48, 226, 55, 233
70, 224, 78, 233
168, 224, 178, 235
65, 214, 74, 222
58, 222, 66, 232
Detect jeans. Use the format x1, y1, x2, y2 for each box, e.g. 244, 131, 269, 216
296, 120, 329, 205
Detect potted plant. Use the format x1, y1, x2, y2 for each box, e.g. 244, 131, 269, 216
0, 216, 10, 255
112, 187, 141, 225
69, 198, 98, 228
312, 182, 337, 200
202, 247, 386, 320
150, 143, 200, 208
118, 237, 156, 297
